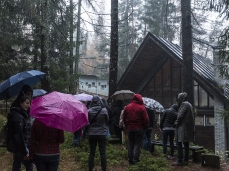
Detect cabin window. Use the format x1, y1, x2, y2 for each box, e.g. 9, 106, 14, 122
195, 117, 203, 125
205, 117, 214, 126
209, 96, 214, 108
199, 87, 208, 107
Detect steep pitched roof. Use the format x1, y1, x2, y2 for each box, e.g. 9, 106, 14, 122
117, 32, 225, 101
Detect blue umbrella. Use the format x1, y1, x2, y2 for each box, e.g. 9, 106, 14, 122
0, 70, 46, 100
33, 89, 47, 98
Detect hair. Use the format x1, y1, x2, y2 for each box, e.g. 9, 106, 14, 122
11, 84, 33, 108
18, 95, 31, 107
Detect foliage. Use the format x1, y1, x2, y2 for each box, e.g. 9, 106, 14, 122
60, 132, 169, 171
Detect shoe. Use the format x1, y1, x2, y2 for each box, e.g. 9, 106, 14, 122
128, 160, 135, 165
171, 161, 184, 166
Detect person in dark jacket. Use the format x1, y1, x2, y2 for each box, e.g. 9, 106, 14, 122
160, 104, 178, 159
142, 108, 154, 151
7, 95, 34, 171
172, 92, 194, 166
111, 100, 123, 144
88, 95, 109, 171
123, 94, 149, 165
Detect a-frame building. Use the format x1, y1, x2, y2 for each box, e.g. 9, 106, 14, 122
117, 32, 228, 151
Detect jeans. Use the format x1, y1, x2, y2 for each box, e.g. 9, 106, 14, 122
177, 142, 189, 162
88, 135, 107, 171
34, 154, 60, 171
128, 130, 144, 163
162, 129, 175, 156
12, 154, 34, 171
142, 128, 152, 151
73, 129, 82, 147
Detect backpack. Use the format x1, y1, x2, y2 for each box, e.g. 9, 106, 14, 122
0, 123, 8, 147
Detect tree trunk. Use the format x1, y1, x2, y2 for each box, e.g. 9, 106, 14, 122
109, 0, 119, 99
181, 0, 194, 106
69, 0, 74, 94
40, 0, 51, 92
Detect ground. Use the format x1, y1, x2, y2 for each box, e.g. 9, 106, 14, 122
1, 150, 229, 171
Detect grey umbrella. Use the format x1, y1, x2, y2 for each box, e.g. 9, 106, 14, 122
111, 90, 135, 101
142, 97, 164, 113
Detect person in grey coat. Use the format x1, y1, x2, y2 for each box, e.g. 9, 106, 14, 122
88, 95, 109, 171
172, 92, 194, 166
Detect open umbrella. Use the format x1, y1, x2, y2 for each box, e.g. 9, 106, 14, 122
111, 90, 135, 101
33, 89, 47, 98
0, 70, 45, 100
74, 93, 93, 102
30, 91, 89, 132
142, 97, 164, 113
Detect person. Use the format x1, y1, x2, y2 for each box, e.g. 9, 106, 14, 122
88, 95, 109, 171
119, 106, 128, 149
7, 95, 34, 171
142, 108, 154, 152
110, 100, 123, 144
73, 128, 82, 147
123, 94, 149, 165
11, 84, 33, 109
101, 98, 111, 139
160, 104, 178, 159
82, 101, 91, 139
172, 92, 194, 166
29, 119, 65, 171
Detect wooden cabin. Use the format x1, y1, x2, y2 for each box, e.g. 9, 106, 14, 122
117, 32, 228, 151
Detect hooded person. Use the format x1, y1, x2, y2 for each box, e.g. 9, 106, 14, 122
172, 92, 194, 166
160, 104, 178, 159
88, 95, 109, 171
123, 94, 149, 165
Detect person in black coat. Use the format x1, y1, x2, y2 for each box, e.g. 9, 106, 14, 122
160, 104, 178, 159
7, 95, 34, 171
111, 100, 123, 144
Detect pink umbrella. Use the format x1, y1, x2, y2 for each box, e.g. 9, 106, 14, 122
74, 93, 93, 102
31, 91, 89, 132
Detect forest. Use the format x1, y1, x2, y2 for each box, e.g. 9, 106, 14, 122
1, 0, 229, 96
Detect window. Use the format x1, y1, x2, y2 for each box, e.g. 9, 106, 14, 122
195, 117, 203, 125
205, 117, 214, 126
88, 84, 91, 88
92, 82, 95, 86
101, 85, 105, 90
85, 82, 88, 85
199, 87, 208, 107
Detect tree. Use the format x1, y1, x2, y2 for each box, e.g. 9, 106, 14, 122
109, 0, 119, 98
181, 0, 194, 105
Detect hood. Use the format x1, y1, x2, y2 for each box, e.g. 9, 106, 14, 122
131, 94, 144, 105
90, 95, 103, 108
177, 92, 188, 106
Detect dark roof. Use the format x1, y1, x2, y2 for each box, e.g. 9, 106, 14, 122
117, 32, 225, 101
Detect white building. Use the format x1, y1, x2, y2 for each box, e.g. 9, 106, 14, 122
78, 74, 109, 97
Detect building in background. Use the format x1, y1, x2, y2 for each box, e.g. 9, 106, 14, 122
78, 74, 108, 97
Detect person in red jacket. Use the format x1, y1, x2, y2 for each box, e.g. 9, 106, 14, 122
29, 119, 65, 171
123, 94, 149, 165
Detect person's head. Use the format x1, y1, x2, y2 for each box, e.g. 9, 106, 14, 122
20, 84, 33, 98
170, 104, 178, 112
18, 95, 31, 111
176, 92, 188, 107
90, 95, 103, 108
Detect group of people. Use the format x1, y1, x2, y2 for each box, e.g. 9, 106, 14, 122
160, 92, 195, 166
7, 85, 65, 171
6, 86, 194, 171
